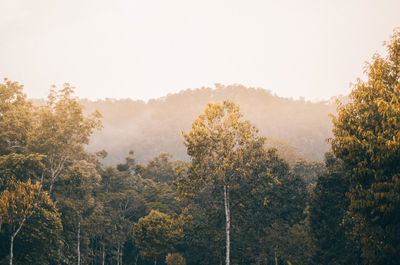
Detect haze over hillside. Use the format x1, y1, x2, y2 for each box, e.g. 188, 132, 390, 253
78, 84, 339, 164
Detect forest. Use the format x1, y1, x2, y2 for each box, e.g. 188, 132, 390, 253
0, 30, 400, 265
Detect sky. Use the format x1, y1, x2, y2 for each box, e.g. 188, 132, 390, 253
1, 0, 400, 101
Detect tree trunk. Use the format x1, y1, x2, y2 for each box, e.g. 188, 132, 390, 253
134, 253, 139, 265
120, 243, 123, 265
274, 250, 278, 265
256, 255, 261, 265
117, 244, 120, 265
224, 184, 230, 265
102, 244, 105, 265
77, 221, 81, 265
9, 216, 29, 265
9, 235, 14, 265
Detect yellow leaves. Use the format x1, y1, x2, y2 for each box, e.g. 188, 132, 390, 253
0, 177, 51, 231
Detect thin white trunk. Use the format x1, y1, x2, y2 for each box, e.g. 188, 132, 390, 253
77, 221, 81, 265
117, 244, 120, 265
274, 250, 278, 265
134, 254, 139, 265
102, 244, 105, 265
255, 255, 261, 265
9, 235, 14, 265
9, 215, 29, 265
224, 184, 230, 265
48, 157, 67, 196
49, 171, 56, 196
120, 243, 123, 265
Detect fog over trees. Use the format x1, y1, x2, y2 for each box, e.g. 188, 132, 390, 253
1, 29, 400, 265
78, 84, 338, 165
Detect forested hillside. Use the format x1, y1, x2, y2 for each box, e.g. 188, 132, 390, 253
81, 85, 338, 164
1, 29, 400, 265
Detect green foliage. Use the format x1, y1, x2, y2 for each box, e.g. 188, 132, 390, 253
13, 200, 63, 265
179, 100, 265, 198
133, 209, 184, 264
308, 153, 361, 265
0, 178, 47, 232
0, 77, 354, 265
0, 153, 45, 191
28, 83, 102, 194
0, 79, 33, 155
142, 152, 184, 183
54, 161, 101, 264
331, 29, 400, 265
0, 178, 60, 264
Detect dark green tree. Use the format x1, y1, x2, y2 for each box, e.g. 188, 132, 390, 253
308, 153, 361, 265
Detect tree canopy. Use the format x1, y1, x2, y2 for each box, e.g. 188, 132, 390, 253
331, 28, 400, 265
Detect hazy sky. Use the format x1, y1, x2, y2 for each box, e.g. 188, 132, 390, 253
1, 0, 400, 101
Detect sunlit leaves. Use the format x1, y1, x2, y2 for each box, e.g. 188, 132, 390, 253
331, 28, 400, 265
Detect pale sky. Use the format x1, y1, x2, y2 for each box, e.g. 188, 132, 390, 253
1, 0, 399, 101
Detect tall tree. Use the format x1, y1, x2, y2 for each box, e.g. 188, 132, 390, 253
28, 83, 102, 195
54, 161, 101, 265
0, 178, 53, 265
178, 101, 268, 265
331, 28, 400, 265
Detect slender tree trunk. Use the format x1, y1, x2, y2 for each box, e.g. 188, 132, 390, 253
9, 216, 29, 265
9, 235, 14, 265
120, 243, 123, 265
223, 184, 230, 265
256, 255, 261, 265
77, 221, 81, 265
117, 244, 120, 265
274, 250, 278, 265
134, 254, 139, 265
154, 257, 157, 265
102, 244, 105, 265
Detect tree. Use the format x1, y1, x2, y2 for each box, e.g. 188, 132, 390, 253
178, 101, 268, 265
0, 178, 52, 265
0, 153, 44, 191
142, 152, 182, 183
98, 152, 145, 265
133, 209, 183, 265
331, 28, 400, 265
0, 79, 33, 155
239, 148, 309, 265
13, 201, 63, 265
28, 83, 102, 195
308, 153, 361, 265
54, 160, 101, 265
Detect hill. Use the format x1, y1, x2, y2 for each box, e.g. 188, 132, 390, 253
78, 84, 338, 164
